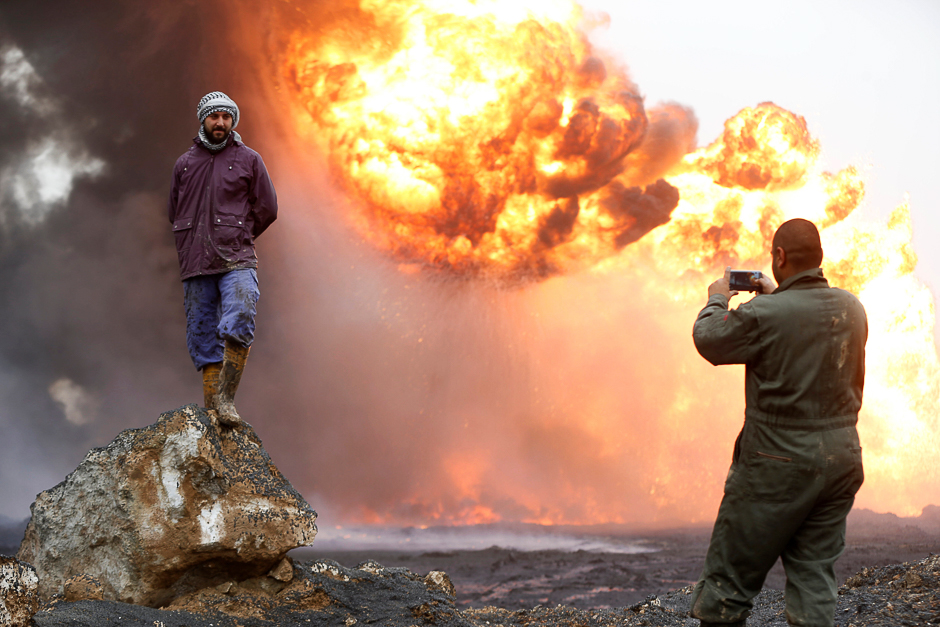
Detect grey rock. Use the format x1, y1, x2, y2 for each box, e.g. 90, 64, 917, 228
17, 404, 317, 607
267, 557, 294, 582
0, 555, 39, 627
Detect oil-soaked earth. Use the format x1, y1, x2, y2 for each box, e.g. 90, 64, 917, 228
295, 508, 940, 610
8, 507, 940, 626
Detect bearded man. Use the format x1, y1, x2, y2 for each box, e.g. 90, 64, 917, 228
168, 91, 278, 427
689, 218, 867, 626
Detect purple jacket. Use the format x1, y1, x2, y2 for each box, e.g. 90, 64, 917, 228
168, 135, 278, 280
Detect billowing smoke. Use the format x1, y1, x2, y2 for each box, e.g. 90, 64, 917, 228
0, 0, 220, 515
4, 1, 932, 530
0, 0, 710, 527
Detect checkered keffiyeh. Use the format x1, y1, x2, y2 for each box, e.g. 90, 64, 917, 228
197, 91, 241, 151
197, 91, 239, 127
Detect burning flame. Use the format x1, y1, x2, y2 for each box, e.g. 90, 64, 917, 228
629, 104, 940, 518
285, 0, 685, 283
276, 0, 940, 524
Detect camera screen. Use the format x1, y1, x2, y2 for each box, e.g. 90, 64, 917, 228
729, 270, 763, 292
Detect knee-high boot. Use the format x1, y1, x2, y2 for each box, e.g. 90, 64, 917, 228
202, 362, 222, 409
216, 341, 250, 427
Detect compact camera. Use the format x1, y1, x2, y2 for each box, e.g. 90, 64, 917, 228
729, 270, 763, 293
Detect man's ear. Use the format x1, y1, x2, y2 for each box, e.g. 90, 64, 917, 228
774, 246, 787, 267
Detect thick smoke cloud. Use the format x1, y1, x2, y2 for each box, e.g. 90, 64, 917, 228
0, 0, 715, 528
0, 0, 221, 515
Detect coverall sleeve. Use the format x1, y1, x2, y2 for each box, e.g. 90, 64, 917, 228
692, 294, 762, 366
248, 154, 278, 238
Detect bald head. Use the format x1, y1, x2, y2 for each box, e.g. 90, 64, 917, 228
771, 218, 823, 283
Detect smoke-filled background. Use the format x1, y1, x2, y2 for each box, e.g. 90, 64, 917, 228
0, 0, 938, 530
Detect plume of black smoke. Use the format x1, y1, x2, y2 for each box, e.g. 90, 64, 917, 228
0, 0, 223, 516
0, 0, 433, 522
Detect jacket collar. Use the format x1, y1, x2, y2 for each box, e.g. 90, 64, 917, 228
191, 131, 242, 152
773, 267, 829, 294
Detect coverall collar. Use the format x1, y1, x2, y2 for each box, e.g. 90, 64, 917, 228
773, 267, 828, 294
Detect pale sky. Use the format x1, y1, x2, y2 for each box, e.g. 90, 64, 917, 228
584, 0, 940, 330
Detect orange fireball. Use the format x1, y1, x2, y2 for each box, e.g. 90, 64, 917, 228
683, 102, 819, 191
285, 0, 686, 283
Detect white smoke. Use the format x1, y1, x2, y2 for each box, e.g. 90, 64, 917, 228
0, 46, 50, 112
48, 378, 98, 426
305, 524, 657, 554
0, 45, 105, 226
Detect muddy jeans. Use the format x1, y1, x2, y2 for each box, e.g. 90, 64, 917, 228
690, 420, 864, 626
183, 269, 259, 370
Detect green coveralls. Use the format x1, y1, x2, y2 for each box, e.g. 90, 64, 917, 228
689, 268, 867, 626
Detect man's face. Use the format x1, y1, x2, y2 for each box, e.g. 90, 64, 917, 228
203, 111, 233, 143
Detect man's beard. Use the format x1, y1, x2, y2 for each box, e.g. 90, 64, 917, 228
206, 126, 229, 142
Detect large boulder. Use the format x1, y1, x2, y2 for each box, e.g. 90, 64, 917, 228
17, 405, 317, 607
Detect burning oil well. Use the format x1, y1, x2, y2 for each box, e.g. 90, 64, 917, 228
0, 0, 937, 533
256, 0, 940, 526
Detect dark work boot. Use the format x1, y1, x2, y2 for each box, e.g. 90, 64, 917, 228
202, 362, 222, 409
215, 341, 250, 428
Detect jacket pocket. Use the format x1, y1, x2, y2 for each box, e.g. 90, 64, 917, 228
212, 214, 246, 251
743, 450, 815, 503
172, 218, 195, 254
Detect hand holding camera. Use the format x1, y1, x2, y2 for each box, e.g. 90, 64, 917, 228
730, 270, 765, 292
708, 267, 776, 300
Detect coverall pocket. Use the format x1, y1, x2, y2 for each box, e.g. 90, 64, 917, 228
847, 446, 864, 495
743, 451, 814, 503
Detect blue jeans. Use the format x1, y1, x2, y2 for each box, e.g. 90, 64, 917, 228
183, 269, 259, 370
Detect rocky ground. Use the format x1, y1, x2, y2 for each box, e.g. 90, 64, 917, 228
303, 508, 940, 611
14, 553, 940, 626
463, 553, 940, 626
3, 405, 938, 625
5, 510, 937, 627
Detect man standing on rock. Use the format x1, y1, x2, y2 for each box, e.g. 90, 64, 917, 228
168, 92, 278, 427
689, 219, 867, 627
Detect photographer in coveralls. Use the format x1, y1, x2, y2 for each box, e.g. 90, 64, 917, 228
168, 92, 278, 427
690, 219, 867, 626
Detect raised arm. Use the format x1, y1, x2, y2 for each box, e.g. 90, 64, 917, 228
692, 267, 766, 365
